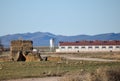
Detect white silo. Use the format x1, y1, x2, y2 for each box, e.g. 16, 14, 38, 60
50, 38, 54, 52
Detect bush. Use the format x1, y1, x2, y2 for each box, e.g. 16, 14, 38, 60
88, 67, 120, 81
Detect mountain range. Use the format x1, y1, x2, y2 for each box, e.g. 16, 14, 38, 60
0, 32, 120, 47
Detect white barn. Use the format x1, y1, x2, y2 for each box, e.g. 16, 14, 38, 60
56, 40, 120, 52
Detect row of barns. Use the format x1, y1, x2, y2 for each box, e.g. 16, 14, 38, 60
56, 40, 120, 52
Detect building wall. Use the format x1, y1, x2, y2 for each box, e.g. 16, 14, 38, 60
56, 45, 120, 52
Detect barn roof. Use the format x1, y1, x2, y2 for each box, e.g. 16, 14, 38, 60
59, 40, 120, 46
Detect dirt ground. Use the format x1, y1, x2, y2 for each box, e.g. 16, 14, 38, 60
41, 54, 119, 62
5, 77, 61, 81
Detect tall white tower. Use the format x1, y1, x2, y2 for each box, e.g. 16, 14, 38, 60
50, 38, 54, 52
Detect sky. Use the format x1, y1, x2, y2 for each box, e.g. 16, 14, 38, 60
0, 0, 120, 36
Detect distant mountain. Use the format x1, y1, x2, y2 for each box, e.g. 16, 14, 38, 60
0, 32, 120, 47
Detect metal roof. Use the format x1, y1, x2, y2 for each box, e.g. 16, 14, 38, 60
59, 40, 120, 46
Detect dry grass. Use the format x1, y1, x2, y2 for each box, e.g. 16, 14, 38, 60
41, 52, 120, 60
61, 52, 120, 60
0, 60, 119, 80
59, 71, 87, 81
60, 67, 120, 81
1, 51, 120, 81
47, 56, 62, 62
90, 67, 120, 81
0, 52, 11, 62
0, 56, 11, 62
25, 53, 41, 62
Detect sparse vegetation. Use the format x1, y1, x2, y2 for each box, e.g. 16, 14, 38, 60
60, 67, 120, 81
0, 60, 120, 80
53, 52, 120, 60
0, 51, 120, 81
77, 52, 120, 60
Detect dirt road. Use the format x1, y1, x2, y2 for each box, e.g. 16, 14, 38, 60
6, 77, 61, 81
65, 56, 118, 62
41, 54, 118, 62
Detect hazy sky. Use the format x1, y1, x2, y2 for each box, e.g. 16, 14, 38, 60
0, 0, 120, 36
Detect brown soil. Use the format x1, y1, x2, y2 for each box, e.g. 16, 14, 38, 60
5, 77, 61, 81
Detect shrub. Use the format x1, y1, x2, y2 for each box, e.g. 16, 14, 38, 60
89, 67, 120, 81
60, 67, 120, 81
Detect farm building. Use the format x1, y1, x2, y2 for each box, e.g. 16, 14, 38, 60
56, 40, 120, 52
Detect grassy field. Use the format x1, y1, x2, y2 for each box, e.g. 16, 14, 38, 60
0, 60, 120, 80
0, 51, 120, 80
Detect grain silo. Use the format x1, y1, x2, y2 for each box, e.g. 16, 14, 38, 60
50, 38, 54, 52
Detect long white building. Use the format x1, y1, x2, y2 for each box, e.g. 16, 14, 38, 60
56, 40, 120, 52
